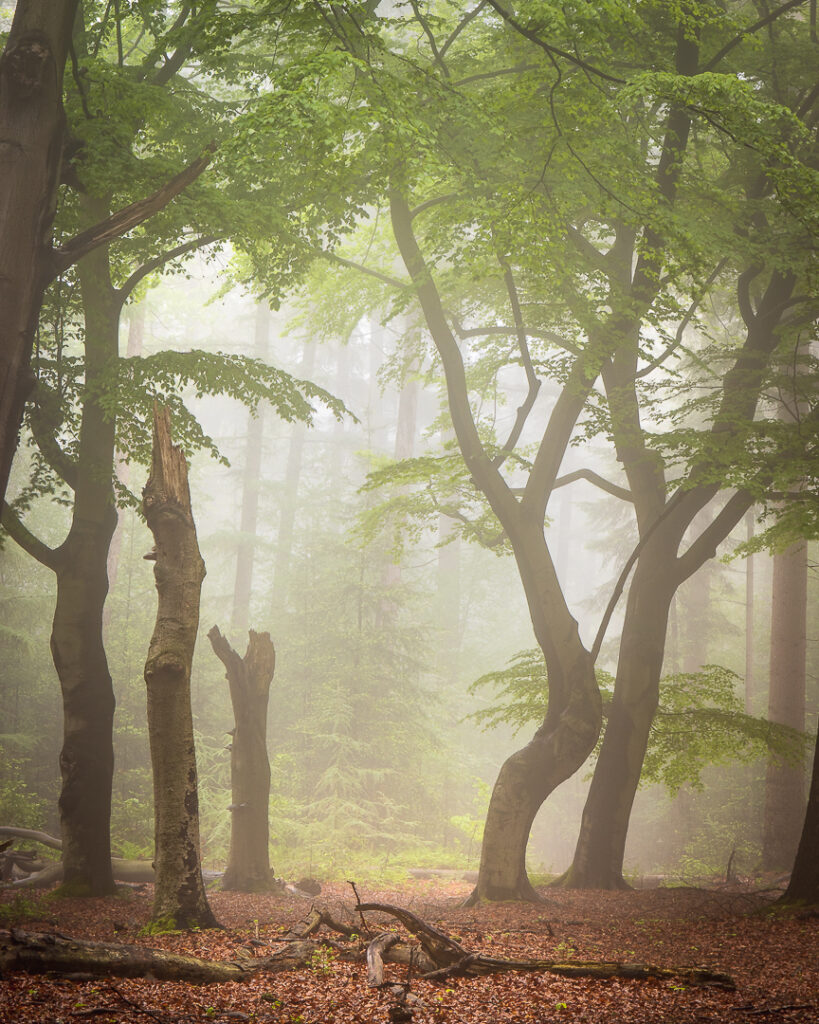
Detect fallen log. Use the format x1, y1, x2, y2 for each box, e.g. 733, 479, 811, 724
0, 827, 224, 888
355, 900, 736, 990
0, 929, 331, 983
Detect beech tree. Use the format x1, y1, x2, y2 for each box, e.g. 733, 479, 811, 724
281, 0, 817, 898
1, 0, 346, 895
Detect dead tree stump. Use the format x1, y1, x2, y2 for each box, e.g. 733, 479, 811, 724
208, 625, 276, 891
142, 405, 217, 931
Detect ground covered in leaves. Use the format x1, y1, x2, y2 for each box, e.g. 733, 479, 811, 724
1, 878, 817, 1023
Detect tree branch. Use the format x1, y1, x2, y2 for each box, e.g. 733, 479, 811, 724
704, 0, 809, 71
484, 0, 626, 84
440, 1, 487, 59
492, 258, 541, 468
635, 260, 726, 379
322, 251, 411, 290
553, 468, 633, 502
49, 145, 216, 279
116, 235, 216, 302
674, 490, 754, 584
1, 503, 60, 571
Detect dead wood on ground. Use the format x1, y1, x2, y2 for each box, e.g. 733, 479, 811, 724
0, 899, 736, 990
355, 900, 737, 989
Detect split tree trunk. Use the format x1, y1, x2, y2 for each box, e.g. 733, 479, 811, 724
143, 405, 217, 931
0, 0, 78, 504
207, 625, 276, 891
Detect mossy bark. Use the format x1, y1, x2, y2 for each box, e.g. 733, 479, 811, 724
143, 406, 217, 931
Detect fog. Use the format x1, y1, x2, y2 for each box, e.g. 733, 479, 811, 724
4, 250, 813, 887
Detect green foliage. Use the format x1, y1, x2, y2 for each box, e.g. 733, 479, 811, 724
469, 653, 806, 794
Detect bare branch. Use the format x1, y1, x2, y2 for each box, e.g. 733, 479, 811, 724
492, 258, 541, 468
553, 468, 632, 502
440, 1, 488, 59
322, 251, 411, 290
635, 260, 726, 379
117, 235, 216, 302
674, 490, 754, 584
1, 502, 60, 571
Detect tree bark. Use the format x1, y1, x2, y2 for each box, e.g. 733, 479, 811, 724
763, 538, 807, 871
0, 0, 78, 505
561, 535, 676, 889
46, 232, 121, 897
142, 405, 217, 931
207, 625, 276, 892
779, 723, 819, 906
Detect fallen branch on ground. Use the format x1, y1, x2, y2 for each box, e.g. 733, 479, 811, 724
354, 900, 736, 989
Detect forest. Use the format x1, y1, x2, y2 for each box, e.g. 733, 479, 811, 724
0, 1, 817, 1022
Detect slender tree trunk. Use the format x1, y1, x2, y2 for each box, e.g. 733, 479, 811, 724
106, 302, 145, 601
271, 342, 315, 613
763, 538, 807, 871
0, 0, 78, 504
143, 406, 217, 930
232, 303, 270, 632
50, 237, 119, 896
207, 626, 276, 892
561, 536, 676, 889
744, 509, 755, 714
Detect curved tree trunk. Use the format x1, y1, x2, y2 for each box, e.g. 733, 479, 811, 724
561, 543, 675, 889
464, 522, 600, 904
143, 405, 217, 931
208, 626, 276, 892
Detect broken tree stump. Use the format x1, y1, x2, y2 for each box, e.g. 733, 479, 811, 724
142, 404, 216, 931
207, 625, 276, 892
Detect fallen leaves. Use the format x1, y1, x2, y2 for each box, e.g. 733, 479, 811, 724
0, 879, 816, 1023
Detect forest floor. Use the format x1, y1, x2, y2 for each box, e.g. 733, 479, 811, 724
1, 877, 817, 1023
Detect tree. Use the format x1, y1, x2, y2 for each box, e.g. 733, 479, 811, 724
143, 405, 217, 931
295, 0, 817, 897
780, 725, 819, 905
0, 0, 78, 505
2, 0, 347, 894
207, 626, 276, 892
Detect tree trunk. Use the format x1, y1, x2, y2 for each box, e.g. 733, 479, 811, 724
0, 0, 78, 505
561, 540, 676, 889
465, 520, 600, 905
271, 341, 315, 614
142, 405, 217, 931
207, 625, 276, 891
50, 233, 121, 896
779, 723, 819, 905
232, 303, 270, 632
763, 538, 807, 871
